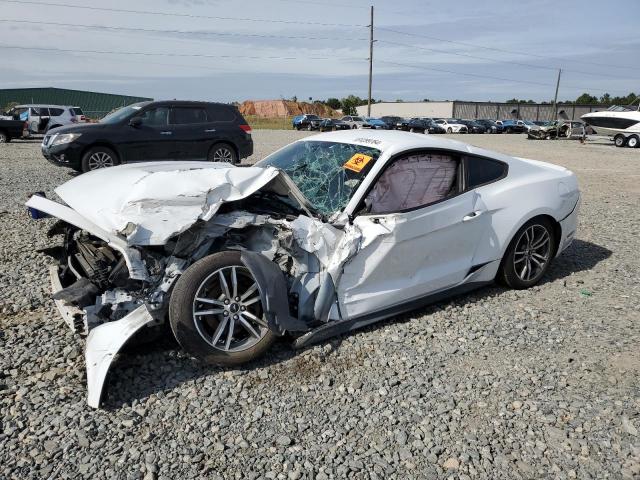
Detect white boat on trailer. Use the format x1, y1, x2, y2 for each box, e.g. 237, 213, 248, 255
581, 101, 640, 148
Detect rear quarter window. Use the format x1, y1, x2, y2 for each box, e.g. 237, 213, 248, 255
465, 157, 507, 189
71, 108, 84, 115
49, 108, 64, 116
207, 106, 237, 122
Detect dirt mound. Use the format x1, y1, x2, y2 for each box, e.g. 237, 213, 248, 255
239, 100, 338, 118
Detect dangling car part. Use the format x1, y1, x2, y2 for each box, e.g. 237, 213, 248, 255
27, 131, 580, 408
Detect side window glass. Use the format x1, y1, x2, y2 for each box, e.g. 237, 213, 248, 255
170, 107, 208, 124
366, 152, 458, 214
207, 106, 236, 122
49, 108, 64, 116
138, 107, 169, 126
30, 107, 41, 115
466, 157, 506, 189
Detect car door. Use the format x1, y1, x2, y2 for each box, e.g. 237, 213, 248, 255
168, 106, 210, 160
337, 150, 491, 319
123, 106, 177, 162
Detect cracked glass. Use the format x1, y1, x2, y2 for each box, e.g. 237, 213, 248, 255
257, 140, 381, 215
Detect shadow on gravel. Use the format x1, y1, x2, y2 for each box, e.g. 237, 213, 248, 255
540, 239, 612, 285
101, 239, 611, 408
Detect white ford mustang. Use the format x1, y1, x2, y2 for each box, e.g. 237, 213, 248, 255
27, 130, 580, 407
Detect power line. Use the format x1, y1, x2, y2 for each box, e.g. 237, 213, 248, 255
0, 44, 365, 62
0, 18, 367, 41
0, 0, 365, 27
378, 40, 625, 79
377, 26, 640, 72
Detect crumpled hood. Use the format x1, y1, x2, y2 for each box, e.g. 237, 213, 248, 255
55, 161, 280, 245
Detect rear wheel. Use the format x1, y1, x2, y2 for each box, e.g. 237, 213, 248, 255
0, 131, 8, 143
497, 218, 555, 289
447, 127, 452, 133
614, 134, 627, 148
169, 251, 276, 365
208, 143, 237, 164
81, 146, 119, 172
627, 135, 639, 148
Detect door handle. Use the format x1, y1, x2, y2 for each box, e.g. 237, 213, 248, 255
463, 210, 484, 222
204, 129, 216, 132
160, 131, 172, 135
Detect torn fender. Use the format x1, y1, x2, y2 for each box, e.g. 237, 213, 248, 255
86, 304, 155, 408
240, 251, 308, 334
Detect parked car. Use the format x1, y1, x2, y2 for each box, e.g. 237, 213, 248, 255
340, 115, 368, 129
475, 119, 503, 133
3, 104, 86, 134
318, 118, 351, 132
527, 121, 585, 140
292, 114, 321, 131
41, 101, 253, 172
363, 118, 388, 129
396, 118, 443, 134
456, 119, 487, 134
0, 117, 27, 142
501, 120, 526, 133
27, 129, 580, 407
379, 116, 404, 129
434, 118, 468, 133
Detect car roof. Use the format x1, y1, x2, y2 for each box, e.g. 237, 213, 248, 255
15, 104, 71, 108
146, 100, 236, 108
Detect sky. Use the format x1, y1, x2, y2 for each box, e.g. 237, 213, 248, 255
0, 0, 638, 103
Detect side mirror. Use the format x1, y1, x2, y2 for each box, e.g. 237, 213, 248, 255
129, 117, 142, 127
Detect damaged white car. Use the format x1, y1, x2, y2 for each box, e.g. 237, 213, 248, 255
27, 130, 580, 408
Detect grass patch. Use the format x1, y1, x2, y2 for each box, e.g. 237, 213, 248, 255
245, 115, 294, 130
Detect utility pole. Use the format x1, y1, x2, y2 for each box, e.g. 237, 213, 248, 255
553, 68, 562, 138
367, 5, 374, 117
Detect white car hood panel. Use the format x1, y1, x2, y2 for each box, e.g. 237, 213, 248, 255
55, 162, 280, 246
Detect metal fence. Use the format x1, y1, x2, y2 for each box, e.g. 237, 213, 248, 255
452, 101, 608, 121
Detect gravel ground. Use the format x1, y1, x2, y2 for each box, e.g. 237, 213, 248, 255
1, 132, 639, 479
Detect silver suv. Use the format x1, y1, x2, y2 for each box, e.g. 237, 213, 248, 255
4, 104, 86, 134
340, 115, 368, 129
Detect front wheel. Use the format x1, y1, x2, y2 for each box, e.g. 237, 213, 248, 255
169, 251, 276, 365
447, 127, 452, 133
209, 143, 238, 164
81, 146, 119, 172
497, 218, 555, 289
0, 131, 8, 143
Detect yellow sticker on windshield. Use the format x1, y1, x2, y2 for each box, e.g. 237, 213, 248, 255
343, 153, 373, 173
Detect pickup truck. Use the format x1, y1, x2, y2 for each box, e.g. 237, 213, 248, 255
0, 118, 27, 143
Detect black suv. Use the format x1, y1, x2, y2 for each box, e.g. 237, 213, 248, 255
41, 101, 253, 172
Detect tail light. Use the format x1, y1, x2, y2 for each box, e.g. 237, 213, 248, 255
80, 115, 86, 122
239, 124, 252, 133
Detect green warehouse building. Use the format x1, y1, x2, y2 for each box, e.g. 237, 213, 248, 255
0, 87, 152, 119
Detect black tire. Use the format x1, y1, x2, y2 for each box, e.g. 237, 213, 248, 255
169, 251, 276, 365
0, 131, 9, 143
307, 124, 313, 131
447, 127, 452, 133
295, 125, 301, 131
208, 143, 238, 164
627, 135, 639, 148
614, 134, 626, 148
81, 146, 119, 172
497, 217, 556, 289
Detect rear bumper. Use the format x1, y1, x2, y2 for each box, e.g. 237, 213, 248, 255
238, 138, 253, 159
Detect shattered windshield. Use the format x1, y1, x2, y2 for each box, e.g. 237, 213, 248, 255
257, 140, 381, 215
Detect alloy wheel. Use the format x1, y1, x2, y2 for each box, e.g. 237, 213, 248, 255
87, 151, 114, 170
213, 147, 233, 163
192, 266, 269, 352
513, 224, 551, 282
